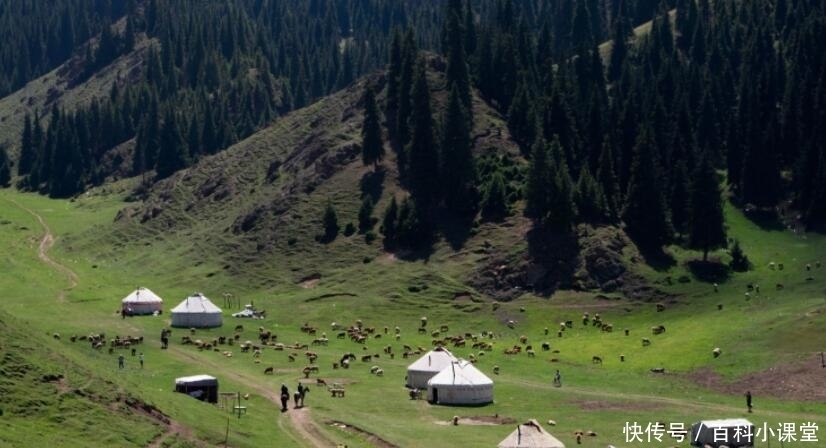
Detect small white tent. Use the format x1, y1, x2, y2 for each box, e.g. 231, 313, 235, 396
498, 419, 566, 448
406, 347, 458, 389
170, 293, 223, 328
121, 287, 163, 315
426, 360, 494, 405
690, 418, 754, 447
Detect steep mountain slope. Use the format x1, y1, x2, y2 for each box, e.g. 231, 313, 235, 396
107, 57, 639, 299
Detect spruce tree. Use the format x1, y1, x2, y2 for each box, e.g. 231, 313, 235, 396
574, 165, 606, 223
525, 132, 550, 221
622, 126, 672, 249
547, 136, 576, 229
441, 85, 476, 216
406, 57, 439, 210
508, 80, 535, 149
688, 155, 726, 261
155, 109, 187, 180
597, 137, 621, 221
19, 114, 36, 176
381, 196, 399, 245
0, 145, 10, 187
444, 0, 472, 113
386, 28, 403, 119
396, 28, 417, 149
670, 160, 691, 236
322, 201, 339, 242
481, 171, 508, 221
361, 85, 384, 169
358, 196, 375, 233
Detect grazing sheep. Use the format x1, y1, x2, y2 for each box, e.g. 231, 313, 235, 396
558, 331, 563, 338
53, 333, 60, 340
656, 303, 665, 312
650, 367, 665, 373
234, 324, 244, 332
624, 328, 630, 336
519, 335, 528, 344
375, 368, 384, 377
713, 283, 719, 292
651, 325, 666, 335
776, 283, 784, 290
642, 338, 651, 346
493, 365, 500, 374
712, 347, 721, 358
592, 356, 602, 364
264, 366, 274, 375
541, 342, 551, 351
620, 354, 625, 362
527, 349, 536, 357
370, 365, 381, 374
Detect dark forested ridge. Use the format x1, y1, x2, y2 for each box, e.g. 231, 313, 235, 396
2, 0, 826, 241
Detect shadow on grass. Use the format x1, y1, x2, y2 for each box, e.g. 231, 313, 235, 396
439, 212, 474, 251
360, 168, 385, 203
637, 244, 677, 272
525, 224, 580, 296
686, 259, 731, 283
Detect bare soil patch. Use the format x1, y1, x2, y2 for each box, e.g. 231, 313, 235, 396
572, 399, 662, 412
434, 415, 517, 426
299, 273, 321, 289
686, 353, 826, 402
328, 420, 400, 447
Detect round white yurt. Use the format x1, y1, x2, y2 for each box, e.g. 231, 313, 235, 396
121, 287, 164, 315
406, 347, 458, 389
170, 293, 223, 328
426, 360, 494, 405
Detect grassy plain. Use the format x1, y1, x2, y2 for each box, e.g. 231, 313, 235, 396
1, 187, 824, 448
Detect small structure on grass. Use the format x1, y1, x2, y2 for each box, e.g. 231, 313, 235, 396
175, 374, 219, 403
406, 347, 458, 390
426, 360, 493, 405
690, 418, 754, 447
170, 293, 223, 328
497, 419, 565, 448
121, 287, 163, 315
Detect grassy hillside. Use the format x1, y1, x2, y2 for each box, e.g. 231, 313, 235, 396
1, 173, 825, 448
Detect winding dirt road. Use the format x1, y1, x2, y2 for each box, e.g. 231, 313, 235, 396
10, 199, 78, 302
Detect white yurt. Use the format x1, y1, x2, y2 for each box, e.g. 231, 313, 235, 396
170, 293, 223, 328
406, 347, 458, 389
498, 419, 566, 448
121, 287, 164, 315
426, 360, 494, 405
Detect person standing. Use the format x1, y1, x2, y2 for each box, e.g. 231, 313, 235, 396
139, 352, 144, 368
297, 383, 306, 407
746, 391, 752, 413
118, 354, 125, 369
280, 384, 289, 412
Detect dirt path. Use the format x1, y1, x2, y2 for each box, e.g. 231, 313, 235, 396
9, 199, 78, 302
169, 346, 336, 448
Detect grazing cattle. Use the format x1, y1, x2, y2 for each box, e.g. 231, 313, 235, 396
316, 378, 327, 387
565, 320, 573, 328
264, 366, 274, 375
642, 338, 651, 346
592, 356, 603, 364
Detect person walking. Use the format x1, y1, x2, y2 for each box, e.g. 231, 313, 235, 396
139, 352, 144, 369
553, 369, 561, 386
297, 383, 306, 407
746, 391, 752, 413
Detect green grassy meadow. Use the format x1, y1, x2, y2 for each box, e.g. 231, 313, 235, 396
1, 188, 824, 448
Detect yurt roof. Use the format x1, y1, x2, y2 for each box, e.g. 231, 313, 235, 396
122, 287, 163, 303
171, 293, 222, 314
175, 374, 218, 386
407, 347, 458, 372
497, 419, 566, 448
428, 360, 493, 386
